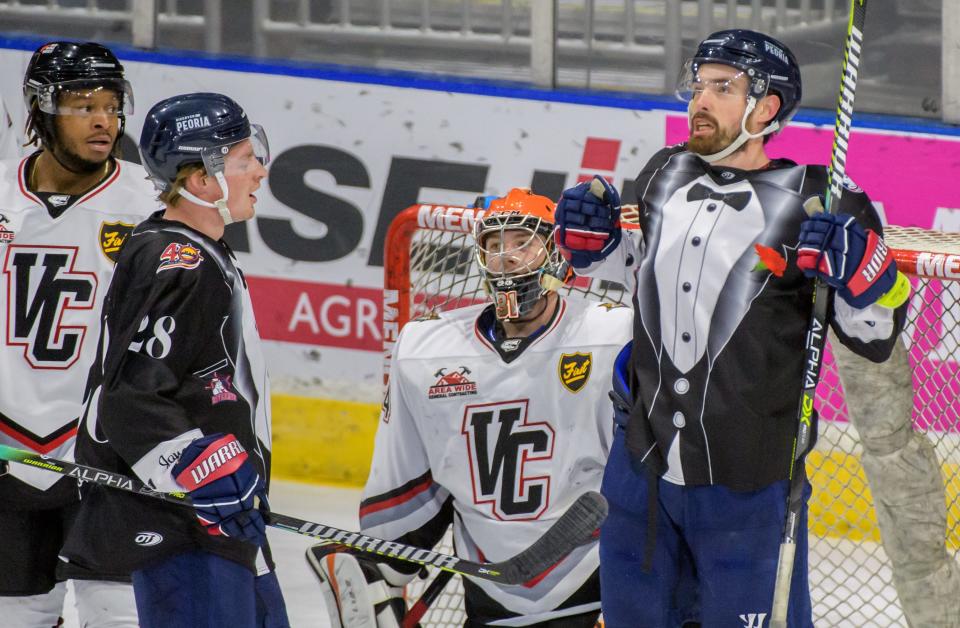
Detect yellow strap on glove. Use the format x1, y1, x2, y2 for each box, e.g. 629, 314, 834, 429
875, 271, 910, 308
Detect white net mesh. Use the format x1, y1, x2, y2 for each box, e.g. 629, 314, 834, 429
389, 209, 960, 627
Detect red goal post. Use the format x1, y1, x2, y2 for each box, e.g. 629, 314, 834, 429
382, 202, 960, 627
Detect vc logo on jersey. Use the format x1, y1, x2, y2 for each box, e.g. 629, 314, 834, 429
3, 246, 97, 369
461, 400, 555, 520
98, 221, 134, 263
558, 352, 592, 393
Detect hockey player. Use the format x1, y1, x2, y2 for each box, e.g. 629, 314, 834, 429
308, 189, 633, 627
554, 30, 911, 626
0, 41, 151, 627
56, 92, 290, 628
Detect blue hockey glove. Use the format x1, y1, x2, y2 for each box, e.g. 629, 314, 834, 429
554, 175, 622, 268
796, 211, 898, 309
609, 341, 633, 429
173, 433, 267, 545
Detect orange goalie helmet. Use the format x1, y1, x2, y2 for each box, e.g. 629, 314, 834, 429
474, 188, 571, 320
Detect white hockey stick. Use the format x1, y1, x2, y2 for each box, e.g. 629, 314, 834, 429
771, 1, 869, 625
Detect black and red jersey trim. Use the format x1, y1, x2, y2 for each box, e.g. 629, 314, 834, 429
359, 469, 434, 519
0, 411, 77, 453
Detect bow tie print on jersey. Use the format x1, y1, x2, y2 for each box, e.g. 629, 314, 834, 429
687, 183, 753, 211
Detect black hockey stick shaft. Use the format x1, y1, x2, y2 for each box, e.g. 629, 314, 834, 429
0, 443, 606, 585
770, 1, 868, 625
403, 569, 454, 628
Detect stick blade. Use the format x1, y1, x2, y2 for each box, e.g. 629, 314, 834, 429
492, 490, 607, 584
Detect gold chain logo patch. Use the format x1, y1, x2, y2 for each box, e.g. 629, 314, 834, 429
558, 352, 592, 393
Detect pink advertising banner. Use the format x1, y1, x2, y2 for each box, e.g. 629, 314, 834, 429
667, 115, 960, 431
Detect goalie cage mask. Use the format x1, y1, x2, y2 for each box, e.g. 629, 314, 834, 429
474, 188, 571, 321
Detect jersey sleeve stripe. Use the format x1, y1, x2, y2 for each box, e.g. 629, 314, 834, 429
359, 470, 436, 521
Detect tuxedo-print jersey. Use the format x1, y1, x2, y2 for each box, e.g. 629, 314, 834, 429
362, 298, 632, 622
581, 145, 906, 490
0, 155, 156, 495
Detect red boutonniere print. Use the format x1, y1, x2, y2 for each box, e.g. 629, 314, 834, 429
753, 243, 787, 277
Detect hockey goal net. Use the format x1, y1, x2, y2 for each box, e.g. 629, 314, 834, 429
383, 203, 960, 627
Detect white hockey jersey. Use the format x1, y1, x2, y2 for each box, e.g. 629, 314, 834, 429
362, 297, 632, 623
0, 155, 157, 490
0, 97, 20, 161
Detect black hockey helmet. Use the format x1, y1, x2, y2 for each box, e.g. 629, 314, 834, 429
680, 29, 802, 129
23, 41, 133, 146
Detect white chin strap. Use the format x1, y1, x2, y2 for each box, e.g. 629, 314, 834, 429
177, 171, 234, 225
696, 96, 781, 164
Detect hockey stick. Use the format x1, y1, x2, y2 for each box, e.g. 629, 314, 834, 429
770, 1, 869, 626
403, 569, 454, 628
0, 443, 606, 585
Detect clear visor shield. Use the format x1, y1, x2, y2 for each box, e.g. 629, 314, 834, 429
30, 79, 134, 116
200, 123, 270, 178
675, 61, 767, 103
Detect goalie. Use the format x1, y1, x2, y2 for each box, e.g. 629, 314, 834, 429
308, 189, 632, 626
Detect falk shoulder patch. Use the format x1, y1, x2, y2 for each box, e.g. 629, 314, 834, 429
558, 352, 592, 393
99, 220, 135, 263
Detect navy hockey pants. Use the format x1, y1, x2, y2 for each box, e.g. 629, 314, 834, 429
131, 549, 290, 628
599, 428, 813, 627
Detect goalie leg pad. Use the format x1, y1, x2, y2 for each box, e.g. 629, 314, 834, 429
306, 545, 406, 628
892, 557, 960, 627
834, 336, 960, 624
0, 581, 66, 628
73, 580, 139, 628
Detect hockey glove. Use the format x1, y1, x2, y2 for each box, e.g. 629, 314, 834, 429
610, 341, 633, 429
306, 544, 417, 628
554, 175, 622, 268
796, 211, 898, 309
173, 433, 267, 545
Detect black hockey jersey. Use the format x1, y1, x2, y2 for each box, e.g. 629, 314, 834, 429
59, 211, 274, 576
581, 145, 906, 490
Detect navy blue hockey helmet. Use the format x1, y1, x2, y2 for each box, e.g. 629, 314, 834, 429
139, 92, 268, 191
680, 29, 802, 128
139, 93, 269, 223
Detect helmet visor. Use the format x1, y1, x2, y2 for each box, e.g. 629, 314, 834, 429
676, 61, 765, 103
30, 78, 134, 116
200, 123, 270, 177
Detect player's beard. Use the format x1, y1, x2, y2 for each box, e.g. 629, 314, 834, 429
687, 113, 739, 156
50, 140, 114, 175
